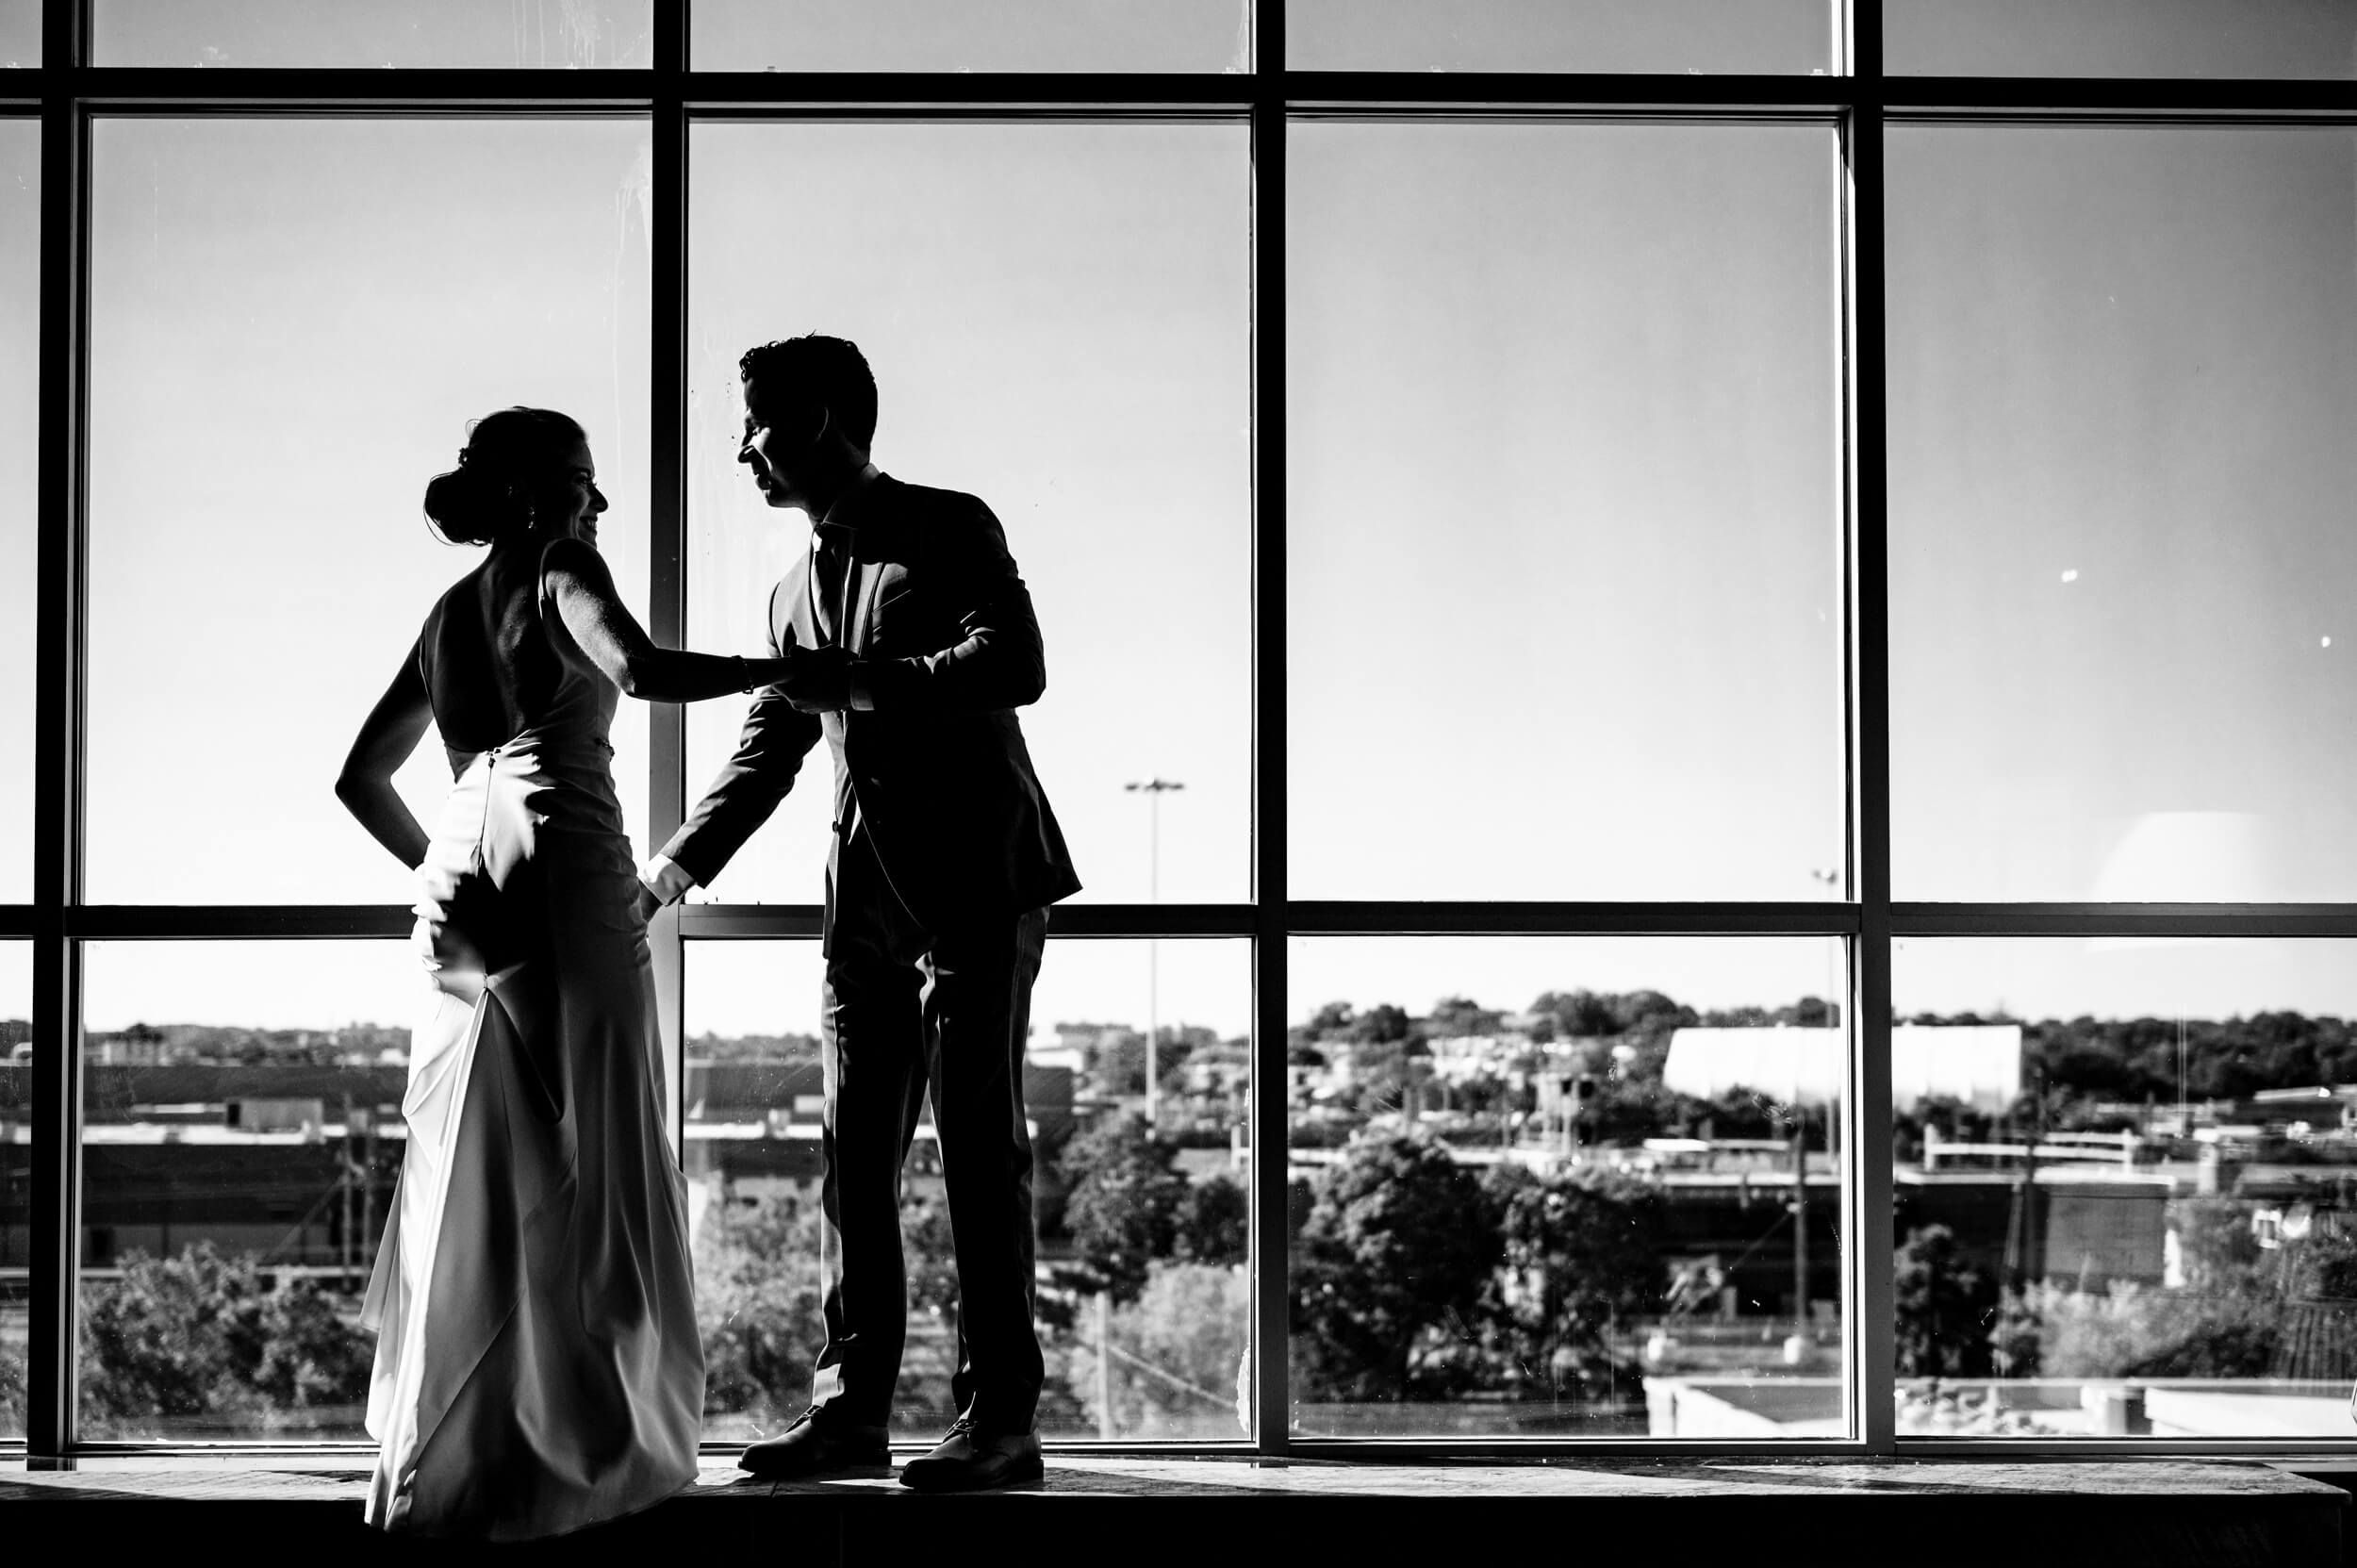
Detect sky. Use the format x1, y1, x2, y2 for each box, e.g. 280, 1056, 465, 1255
1887, 124, 2357, 902
86, 1, 650, 68
1, 120, 34, 902
38, 1, 2357, 80
1288, 121, 1845, 902
11, 18, 2357, 1041
0, 2, 34, 68
65, 2, 1248, 74
692, 1, 1247, 72
1885, 0, 2357, 77
1286, 0, 1830, 74
681, 121, 1252, 911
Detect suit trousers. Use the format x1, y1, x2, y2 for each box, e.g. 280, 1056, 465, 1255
806, 820, 1049, 1433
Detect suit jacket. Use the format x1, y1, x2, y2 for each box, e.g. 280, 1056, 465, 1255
659, 473, 1081, 931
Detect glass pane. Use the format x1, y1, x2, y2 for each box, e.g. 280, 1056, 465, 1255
688, 937, 1251, 1444
1894, 937, 2357, 1439
1887, 0, 2357, 78
691, 1, 1248, 73
685, 123, 1249, 905
76, 941, 421, 1440
0, 121, 33, 903
1290, 123, 1843, 900
0, 1, 37, 68
1, 942, 27, 1441
1890, 125, 2357, 901
1290, 0, 1831, 73
85, 118, 653, 902
92, 1, 650, 68
1288, 937, 1851, 1439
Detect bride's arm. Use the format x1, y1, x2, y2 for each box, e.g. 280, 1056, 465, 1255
336, 639, 434, 868
540, 537, 796, 701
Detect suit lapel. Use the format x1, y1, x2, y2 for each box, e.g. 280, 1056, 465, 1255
847, 476, 896, 655
779, 552, 816, 653
849, 553, 885, 655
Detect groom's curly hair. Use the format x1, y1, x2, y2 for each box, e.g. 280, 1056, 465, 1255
740, 333, 878, 451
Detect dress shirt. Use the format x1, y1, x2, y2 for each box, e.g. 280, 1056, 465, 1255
638, 463, 880, 907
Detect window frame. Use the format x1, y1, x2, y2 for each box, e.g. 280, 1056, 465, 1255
9, 0, 2355, 1462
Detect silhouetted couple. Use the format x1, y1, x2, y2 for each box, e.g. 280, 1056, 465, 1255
337, 335, 1079, 1538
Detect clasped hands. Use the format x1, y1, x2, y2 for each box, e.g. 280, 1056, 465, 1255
777, 643, 854, 714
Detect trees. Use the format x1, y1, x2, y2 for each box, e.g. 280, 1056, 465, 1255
76, 1244, 372, 1436
1176, 1173, 1248, 1268
1473, 1164, 1665, 1403
1427, 995, 1504, 1038
1086, 1024, 1219, 1098
696, 1191, 826, 1426
1291, 1135, 1498, 1402
1062, 1114, 1190, 1305
1893, 1224, 1999, 1378
1065, 1262, 1249, 1440
1287, 1136, 1666, 1409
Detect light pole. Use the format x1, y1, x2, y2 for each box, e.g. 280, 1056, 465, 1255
1126, 778, 1184, 1127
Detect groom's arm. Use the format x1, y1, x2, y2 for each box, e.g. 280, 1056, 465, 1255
845, 498, 1047, 716
643, 583, 825, 900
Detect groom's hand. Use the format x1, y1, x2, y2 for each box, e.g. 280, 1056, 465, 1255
782, 645, 854, 713
631, 880, 665, 928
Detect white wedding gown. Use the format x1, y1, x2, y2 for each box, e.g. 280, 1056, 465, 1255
360, 545, 702, 1538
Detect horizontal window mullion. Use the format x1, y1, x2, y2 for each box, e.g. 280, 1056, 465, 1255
0, 907, 30, 938
1892, 904, 2357, 938
1284, 1439, 1873, 1460
1896, 1438, 2357, 1459
27, 70, 2357, 121
1884, 75, 2357, 115
65, 905, 416, 939
55, 903, 2357, 943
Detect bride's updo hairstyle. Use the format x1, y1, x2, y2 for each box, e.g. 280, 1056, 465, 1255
422, 406, 586, 546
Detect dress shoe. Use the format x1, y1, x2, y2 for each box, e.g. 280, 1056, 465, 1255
737, 1408, 892, 1479
898, 1415, 1044, 1493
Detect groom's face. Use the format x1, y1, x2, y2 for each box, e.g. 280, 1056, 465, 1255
737, 374, 825, 515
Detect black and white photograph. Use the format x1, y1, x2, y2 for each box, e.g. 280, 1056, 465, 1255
8, 2, 2357, 1562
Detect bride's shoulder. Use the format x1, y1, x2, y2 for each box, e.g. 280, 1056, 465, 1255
535, 535, 613, 585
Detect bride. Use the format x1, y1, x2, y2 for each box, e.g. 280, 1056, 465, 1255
335, 407, 794, 1538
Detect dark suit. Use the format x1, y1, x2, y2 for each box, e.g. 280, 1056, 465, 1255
660, 472, 1080, 1432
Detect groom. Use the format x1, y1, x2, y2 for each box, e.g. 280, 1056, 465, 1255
637, 334, 1080, 1491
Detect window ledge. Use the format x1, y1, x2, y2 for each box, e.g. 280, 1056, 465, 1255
1, 1455, 2345, 1565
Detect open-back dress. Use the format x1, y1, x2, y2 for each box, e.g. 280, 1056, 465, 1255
360, 539, 702, 1538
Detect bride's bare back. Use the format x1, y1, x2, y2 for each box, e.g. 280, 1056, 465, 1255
420, 542, 613, 766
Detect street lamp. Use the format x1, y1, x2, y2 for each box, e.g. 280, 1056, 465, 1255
1125, 778, 1184, 1128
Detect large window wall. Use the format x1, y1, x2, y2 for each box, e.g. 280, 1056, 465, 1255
8, 3, 2356, 1461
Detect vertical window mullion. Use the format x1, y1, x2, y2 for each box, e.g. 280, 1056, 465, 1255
28, 0, 89, 1459
1251, 0, 1291, 1462
649, 9, 689, 1156
1848, 0, 1899, 1461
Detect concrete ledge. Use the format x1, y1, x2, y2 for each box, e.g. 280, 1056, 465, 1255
2, 1456, 2344, 1567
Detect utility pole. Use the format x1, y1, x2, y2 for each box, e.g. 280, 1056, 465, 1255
1125, 778, 1183, 1128
1791, 1106, 1809, 1353
340, 1092, 356, 1289
1096, 1289, 1115, 1439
